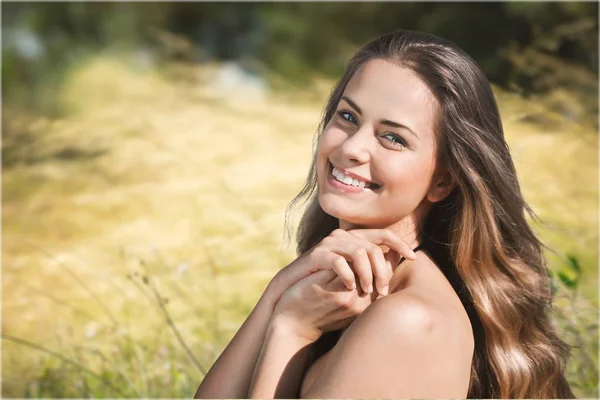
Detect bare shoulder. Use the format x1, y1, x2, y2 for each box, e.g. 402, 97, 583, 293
390, 249, 475, 350
301, 251, 476, 398
368, 282, 474, 364
302, 287, 474, 398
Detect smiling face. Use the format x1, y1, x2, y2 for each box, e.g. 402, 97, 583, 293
317, 58, 451, 232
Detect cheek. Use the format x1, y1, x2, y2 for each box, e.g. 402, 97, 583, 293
318, 127, 345, 151
316, 129, 343, 168
382, 160, 431, 199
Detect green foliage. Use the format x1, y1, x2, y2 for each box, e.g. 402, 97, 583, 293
558, 254, 582, 289
2, 2, 597, 115
548, 255, 599, 398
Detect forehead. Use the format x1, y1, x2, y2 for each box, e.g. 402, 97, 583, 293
343, 59, 438, 140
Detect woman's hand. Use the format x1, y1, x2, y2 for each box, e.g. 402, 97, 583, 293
270, 268, 378, 343
272, 228, 416, 300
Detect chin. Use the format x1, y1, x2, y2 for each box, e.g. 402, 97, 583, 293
319, 196, 364, 225
319, 194, 341, 217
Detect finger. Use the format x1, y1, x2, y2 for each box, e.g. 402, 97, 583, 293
366, 244, 391, 296
295, 269, 337, 289
339, 232, 392, 297
310, 246, 355, 289
326, 232, 384, 295
326, 273, 350, 292
322, 238, 371, 292
384, 250, 401, 270
349, 229, 417, 261
350, 247, 374, 294
326, 252, 356, 290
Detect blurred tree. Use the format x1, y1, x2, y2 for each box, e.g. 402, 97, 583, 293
2, 2, 597, 114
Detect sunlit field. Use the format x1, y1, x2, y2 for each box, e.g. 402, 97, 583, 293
3, 56, 598, 397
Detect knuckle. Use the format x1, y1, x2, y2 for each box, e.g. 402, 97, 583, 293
333, 256, 346, 275
366, 244, 380, 256
353, 247, 367, 258
334, 259, 351, 277
321, 236, 334, 246
308, 282, 321, 294
336, 294, 353, 309
333, 255, 346, 267
331, 229, 345, 238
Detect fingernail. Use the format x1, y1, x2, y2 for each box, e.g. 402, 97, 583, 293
366, 284, 373, 294
410, 250, 417, 259
350, 282, 356, 290
381, 285, 389, 296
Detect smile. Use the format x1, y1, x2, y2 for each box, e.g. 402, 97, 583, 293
332, 166, 376, 188
327, 161, 382, 193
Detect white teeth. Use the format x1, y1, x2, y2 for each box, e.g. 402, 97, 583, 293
332, 166, 373, 189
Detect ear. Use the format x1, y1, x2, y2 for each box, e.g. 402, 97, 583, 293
426, 168, 456, 203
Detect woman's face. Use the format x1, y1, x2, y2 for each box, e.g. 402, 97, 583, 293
317, 58, 446, 230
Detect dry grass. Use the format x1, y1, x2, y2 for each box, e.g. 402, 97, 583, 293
2, 55, 597, 397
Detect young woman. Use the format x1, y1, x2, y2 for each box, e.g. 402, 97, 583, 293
194, 30, 575, 399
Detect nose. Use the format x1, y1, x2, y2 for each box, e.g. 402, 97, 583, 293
340, 125, 373, 164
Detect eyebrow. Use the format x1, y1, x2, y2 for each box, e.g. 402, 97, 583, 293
340, 95, 419, 139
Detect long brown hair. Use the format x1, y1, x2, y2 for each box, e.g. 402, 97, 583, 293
283, 30, 575, 398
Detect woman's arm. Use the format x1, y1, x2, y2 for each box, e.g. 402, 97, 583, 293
195, 228, 412, 398
193, 279, 285, 399
247, 270, 376, 399
248, 320, 316, 398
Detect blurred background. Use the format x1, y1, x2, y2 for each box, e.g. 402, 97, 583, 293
2, 2, 598, 397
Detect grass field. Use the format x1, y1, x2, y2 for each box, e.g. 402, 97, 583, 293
2, 55, 598, 397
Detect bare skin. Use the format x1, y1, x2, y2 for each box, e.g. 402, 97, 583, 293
198, 59, 474, 398
299, 250, 475, 398
195, 228, 416, 399
247, 59, 474, 398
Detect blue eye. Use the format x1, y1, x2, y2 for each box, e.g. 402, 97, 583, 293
336, 109, 357, 124
335, 109, 407, 150
382, 133, 407, 149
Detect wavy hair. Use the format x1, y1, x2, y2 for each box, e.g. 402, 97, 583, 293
282, 30, 575, 398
